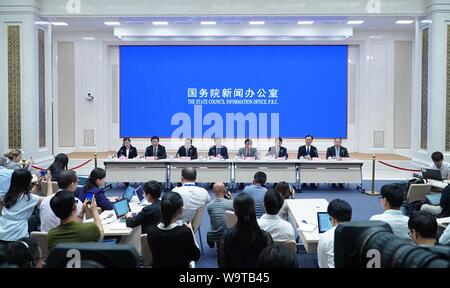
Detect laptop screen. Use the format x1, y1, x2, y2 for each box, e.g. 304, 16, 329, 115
113, 199, 130, 218
135, 186, 144, 202
317, 212, 333, 233
122, 186, 135, 202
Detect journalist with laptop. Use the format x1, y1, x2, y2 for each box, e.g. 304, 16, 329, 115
125, 181, 162, 234
429, 151, 450, 180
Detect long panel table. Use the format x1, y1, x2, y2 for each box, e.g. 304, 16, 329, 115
103, 159, 364, 191
286, 198, 329, 253
233, 160, 298, 184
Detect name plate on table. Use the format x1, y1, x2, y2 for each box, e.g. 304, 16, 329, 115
145, 157, 158, 161
179, 157, 191, 161
243, 157, 256, 161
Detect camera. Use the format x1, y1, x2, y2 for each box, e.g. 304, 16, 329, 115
334, 221, 450, 268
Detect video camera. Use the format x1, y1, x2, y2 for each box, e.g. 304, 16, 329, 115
334, 221, 450, 268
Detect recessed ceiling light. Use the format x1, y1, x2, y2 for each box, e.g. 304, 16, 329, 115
104, 21, 120, 26
347, 20, 364, 25
421, 20, 432, 24
35, 21, 49, 25
82, 37, 95, 40
249, 21, 265, 25
396, 20, 414, 24
297, 21, 314, 25
200, 21, 216, 25
51, 22, 68, 26
152, 21, 168, 26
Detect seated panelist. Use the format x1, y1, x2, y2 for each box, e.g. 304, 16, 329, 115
326, 137, 350, 159
176, 138, 198, 160
237, 138, 258, 159
326, 137, 350, 189
297, 134, 318, 159
208, 137, 229, 159
266, 137, 288, 159
145, 136, 167, 159
117, 137, 138, 159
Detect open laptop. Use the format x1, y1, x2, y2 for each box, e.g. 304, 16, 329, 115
121, 186, 135, 202
134, 186, 145, 203
317, 212, 333, 233
422, 168, 443, 181
113, 199, 131, 218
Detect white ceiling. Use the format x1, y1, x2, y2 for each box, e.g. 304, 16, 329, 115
43, 16, 426, 32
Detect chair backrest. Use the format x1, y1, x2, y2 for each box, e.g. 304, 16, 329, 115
40, 181, 59, 196
274, 240, 297, 255
225, 210, 237, 229
407, 184, 432, 203
140, 234, 153, 267
191, 206, 205, 233
30, 231, 49, 259
46, 243, 140, 268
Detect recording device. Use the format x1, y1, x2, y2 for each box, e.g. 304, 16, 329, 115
85, 192, 94, 204
334, 221, 450, 268
40, 170, 47, 177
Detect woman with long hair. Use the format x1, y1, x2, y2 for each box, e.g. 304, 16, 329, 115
47, 153, 69, 182
147, 192, 200, 268
219, 192, 273, 268
0, 169, 53, 242
274, 181, 294, 221
76, 168, 113, 211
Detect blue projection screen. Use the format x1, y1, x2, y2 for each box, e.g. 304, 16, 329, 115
120, 45, 347, 139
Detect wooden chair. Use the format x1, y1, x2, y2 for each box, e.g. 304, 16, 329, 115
191, 206, 206, 254
140, 234, 153, 267
30, 231, 49, 259
274, 240, 297, 255
225, 210, 237, 229
406, 184, 432, 204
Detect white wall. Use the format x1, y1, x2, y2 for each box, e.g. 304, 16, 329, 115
51, 29, 414, 156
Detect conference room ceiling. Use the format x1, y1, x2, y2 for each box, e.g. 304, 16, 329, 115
42, 16, 421, 32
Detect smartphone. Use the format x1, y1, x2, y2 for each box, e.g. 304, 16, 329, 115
40, 170, 47, 177
86, 192, 94, 204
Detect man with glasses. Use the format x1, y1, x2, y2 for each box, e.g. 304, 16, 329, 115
370, 184, 410, 240
408, 211, 437, 247
40, 170, 84, 232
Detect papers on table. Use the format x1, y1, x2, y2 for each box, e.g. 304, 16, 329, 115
298, 222, 317, 232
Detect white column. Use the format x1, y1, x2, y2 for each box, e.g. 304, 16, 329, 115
0, 0, 53, 163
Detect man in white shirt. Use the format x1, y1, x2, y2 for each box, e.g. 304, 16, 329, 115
172, 167, 210, 218
257, 190, 295, 242
317, 199, 352, 268
370, 184, 410, 240
439, 223, 450, 245
429, 151, 450, 180
40, 170, 83, 232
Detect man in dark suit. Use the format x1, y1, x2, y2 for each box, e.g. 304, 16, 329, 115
208, 137, 229, 159
176, 138, 198, 160
326, 137, 350, 188
145, 136, 167, 159
326, 137, 350, 159
266, 137, 288, 159
297, 135, 318, 159
298, 135, 319, 189
117, 137, 138, 159
237, 138, 258, 159
125, 181, 162, 234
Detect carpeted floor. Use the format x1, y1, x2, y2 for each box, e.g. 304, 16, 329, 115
106, 179, 401, 268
